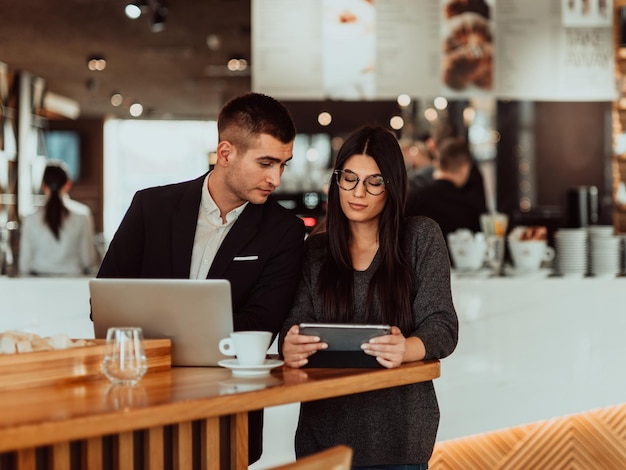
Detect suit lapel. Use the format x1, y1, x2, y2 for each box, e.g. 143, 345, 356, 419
172, 175, 205, 278
208, 202, 263, 278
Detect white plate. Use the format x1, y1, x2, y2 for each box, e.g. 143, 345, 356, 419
218, 359, 284, 377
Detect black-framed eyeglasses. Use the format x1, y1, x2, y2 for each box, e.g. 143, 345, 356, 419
333, 169, 387, 196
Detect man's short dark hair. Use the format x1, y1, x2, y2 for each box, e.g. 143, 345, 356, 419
437, 137, 471, 172
218, 92, 296, 151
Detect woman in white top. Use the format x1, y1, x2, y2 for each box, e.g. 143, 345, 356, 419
19, 161, 98, 276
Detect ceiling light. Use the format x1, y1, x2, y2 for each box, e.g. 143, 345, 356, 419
390, 116, 404, 130
397, 94, 411, 107
129, 102, 144, 117
206, 34, 221, 51
110, 92, 123, 107
227, 58, 248, 72
317, 112, 332, 126
124, 4, 142, 19
87, 56, 106, 71
151, 6, 167, 33
124, 1, 149, 19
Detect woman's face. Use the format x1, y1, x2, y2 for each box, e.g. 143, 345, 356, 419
337, 153, 387, 225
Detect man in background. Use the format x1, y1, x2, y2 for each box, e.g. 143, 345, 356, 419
401, 134, 436, 193
96, 92, 305, 464
406, 136, 484, 242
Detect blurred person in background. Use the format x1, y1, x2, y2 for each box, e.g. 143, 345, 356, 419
402, 134, 436, 193
19, 160, 98, 276
406, 136, 485, 242
421, 122, 487, 218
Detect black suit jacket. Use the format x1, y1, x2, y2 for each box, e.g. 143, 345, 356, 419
96, 173, 305, 463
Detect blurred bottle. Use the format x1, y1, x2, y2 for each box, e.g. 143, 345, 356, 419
565, 186, 598, 228
0, 227, 14, 276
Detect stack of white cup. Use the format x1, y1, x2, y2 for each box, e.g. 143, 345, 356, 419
588, 225, 621, 278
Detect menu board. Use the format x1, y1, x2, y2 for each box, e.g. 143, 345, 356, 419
251, 0, 616, 101
251, 0, 323, 98
497, 0, 615, 100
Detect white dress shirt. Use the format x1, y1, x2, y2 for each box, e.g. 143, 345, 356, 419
18, 195, 98, 276
189, 173, 248, 279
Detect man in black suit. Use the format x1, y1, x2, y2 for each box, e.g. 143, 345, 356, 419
96, 92, 305, 464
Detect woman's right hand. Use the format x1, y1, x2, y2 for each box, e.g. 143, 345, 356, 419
282, 324, 328, 368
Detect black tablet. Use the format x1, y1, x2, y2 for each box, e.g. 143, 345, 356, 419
298, 323, 391, 368
299, 322, 390, 349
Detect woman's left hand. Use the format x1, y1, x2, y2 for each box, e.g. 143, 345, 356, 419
361, 326, 406, 368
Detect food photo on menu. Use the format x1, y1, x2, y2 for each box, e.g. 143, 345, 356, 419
441, 0, 493, 92
323, 0, 376, 99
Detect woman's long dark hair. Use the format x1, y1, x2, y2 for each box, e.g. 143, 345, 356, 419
318, 126, 415, 333
42, 162, 70, 240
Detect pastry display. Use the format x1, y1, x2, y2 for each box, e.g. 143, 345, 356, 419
442, 0, 493, 91
0, 330, 94, 354
508, 225, 549, 241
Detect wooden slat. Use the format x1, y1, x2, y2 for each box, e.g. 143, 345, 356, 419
15, 448, 35, 470
115, 432, 134, 470
83, 437, 103, 470
230, 413, 248, 470
173, 421, 193, 470
50, 442, 70, 470
201, 417, 220, 470
145, 426, 165, 470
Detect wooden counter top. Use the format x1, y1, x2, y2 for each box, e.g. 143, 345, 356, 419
0, 360, 439, 469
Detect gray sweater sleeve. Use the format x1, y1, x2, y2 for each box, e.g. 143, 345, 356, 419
406, 216, 459, 360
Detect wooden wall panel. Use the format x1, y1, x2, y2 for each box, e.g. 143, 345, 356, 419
431, 403, 626, 469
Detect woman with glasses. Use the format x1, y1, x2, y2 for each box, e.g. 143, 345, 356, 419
279, 125, 458, 470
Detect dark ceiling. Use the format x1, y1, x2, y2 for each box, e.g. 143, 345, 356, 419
0, 0, 252, 120
0, 0, 404, 133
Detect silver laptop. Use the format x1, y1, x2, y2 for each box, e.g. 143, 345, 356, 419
90, 278, 234, 366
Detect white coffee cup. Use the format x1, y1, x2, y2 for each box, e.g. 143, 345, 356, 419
447, 231, 488, 271
218, 331, 272, 366
509, 240, 555, 272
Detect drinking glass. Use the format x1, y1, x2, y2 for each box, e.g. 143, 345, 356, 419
102, 327, 147, 386
486, 235, 505, 277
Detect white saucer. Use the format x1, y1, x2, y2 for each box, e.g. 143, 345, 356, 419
451, 268, 492, 279
218, 359, 284, 377
504, 266, 552, 279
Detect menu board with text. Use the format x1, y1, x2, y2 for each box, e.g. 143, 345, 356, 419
252, 0, 616, 101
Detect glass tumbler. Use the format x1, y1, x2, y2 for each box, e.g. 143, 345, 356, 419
102, 327, 148, 386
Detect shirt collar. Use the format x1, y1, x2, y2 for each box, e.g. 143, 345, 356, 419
201, 172, 248, 226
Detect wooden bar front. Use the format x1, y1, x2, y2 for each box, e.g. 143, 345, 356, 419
0, 360, 440, 469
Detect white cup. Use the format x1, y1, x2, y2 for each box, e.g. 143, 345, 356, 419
509, 240, 555, 272
218, 331, 272, 366
448, 232, 488, 271
102, 327, 147, 386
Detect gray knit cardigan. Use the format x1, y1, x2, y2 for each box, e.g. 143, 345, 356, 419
279, 216, 459, 466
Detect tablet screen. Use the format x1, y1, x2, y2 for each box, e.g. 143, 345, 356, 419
298, 323, 391, 351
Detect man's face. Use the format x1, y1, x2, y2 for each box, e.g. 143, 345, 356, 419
224, 133, 293, 205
